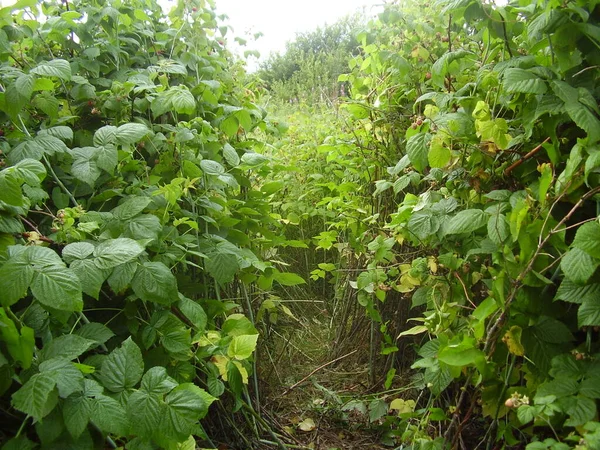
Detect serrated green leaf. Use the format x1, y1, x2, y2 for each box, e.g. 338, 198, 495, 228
93, 126, 117, 147
125, 214, 162, 241
407, 132, 430, 173
564, 396, 596, 427
503, 68, 547, 94
554, 279, 600, 304
178, 297, 207, 331
93, 238, 144, 269
446, 209, 488, 235
0, 172, 24, 206
162, 385, 207, 441
70, 258, 110, 299
561, 248, 598, 285
132, 261, 179, 305
62, 242, 95, 264
107, 261, 137, 294
111, 197, 151, 220
99, 337, 144, 392
91, 393, 129, 435
74, 322, 114, 346
31, 59, 72, 80
127, 390, 163, 437
140, 366, 178, 395
204, 252, 239, 285
39, 358, 84, 398
578, 299, 600, 327
12, 372, 58, 421
70, 147, 101, 184
572, 222, 600, 259
31, 266, 83, 312
166, 86, 195, 115
116, 123, 149, 145
487, 214, 509, 245
96, 144, 118, 173
40, 334, 96, 361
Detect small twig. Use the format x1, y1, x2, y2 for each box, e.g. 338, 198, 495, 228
279, 349, 358, 397
453, 271, 476, 308
504, 137, 550, 176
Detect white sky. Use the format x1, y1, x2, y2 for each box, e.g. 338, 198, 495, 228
212, 0, 384, 67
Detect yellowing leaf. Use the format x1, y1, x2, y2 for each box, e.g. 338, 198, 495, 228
390, 398, 416, 415
212, 355, 229, 381
298, 418, 316, 432
503, 326, 525, 356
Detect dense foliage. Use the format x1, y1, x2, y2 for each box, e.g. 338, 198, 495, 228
257, 16, 361, 105
2, 0, 600, 449
262, 0, 600, 448
0, 0, 305, 449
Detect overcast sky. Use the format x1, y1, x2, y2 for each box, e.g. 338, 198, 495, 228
212, 0, 384, 69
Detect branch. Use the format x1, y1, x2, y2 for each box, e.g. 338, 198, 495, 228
504, 137, 550, 176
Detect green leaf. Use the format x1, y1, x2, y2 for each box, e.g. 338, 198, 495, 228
140, 366, 178, 395
272, 271, 306, 286
74, 322, 114, 346
107, 261, 137, 294
205, 252, 239, 286
572, 222, 600, 259
438, 345, 485, 367
162, 385, 208, 441
127, 390, 163, 437
70, 147, 101, 184
240, 152, 269, 166
579, 377, 600, 399
0, 252, 34, 307
178, 297, 207, 331
166, 86, 196, 114
578, 300, 600, 327
31, 59, 72, 81
1, 436, 36, 450
99, 337, 144, 392
200, 159, 225, 175
40, 334, 96, 361
408, 212, 440, 240
125, 215, 162, 241
561, 248, 598, 285
446, 209, 488, 235
31, 266, 83, 312
96, 145, 118, 173
39, 358, 84, 398
12, 372, 58, 421
93, 238, 144, 269
132, 261, 179, 305
116, 123, 149, 145
62, 242, 95, 264
487, 214, 510, 245
70, 259, 110, 299
564, 396, 597, 427
407, 132, 430, 173
503, 68, 547, 94
554, 279, 600, 304
93, 126, 117, 147
111, 197, 151, 220
227, 334, 259, 360
0, 173, 24, 206
223, 143, 240, 166
428, 140, 451, 168
90, 393, 129, 435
